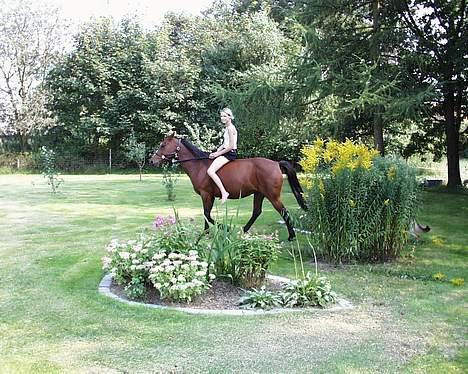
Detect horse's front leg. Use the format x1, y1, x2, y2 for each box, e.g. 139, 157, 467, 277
201, 193, 215, 231
243, 192, 265, 233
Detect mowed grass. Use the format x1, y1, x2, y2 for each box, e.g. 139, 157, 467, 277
0, 174, 466, 373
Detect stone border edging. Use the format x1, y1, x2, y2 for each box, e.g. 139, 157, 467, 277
99, 274, 354, 316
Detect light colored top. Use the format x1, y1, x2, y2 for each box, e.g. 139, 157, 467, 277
222, 125, 237, 150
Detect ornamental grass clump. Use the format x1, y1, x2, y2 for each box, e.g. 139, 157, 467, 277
300, 138, 419, 263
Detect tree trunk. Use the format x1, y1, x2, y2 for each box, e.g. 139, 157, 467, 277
373, 111, 385, 156
371, 0, 385, 156
444, 91, 462, 188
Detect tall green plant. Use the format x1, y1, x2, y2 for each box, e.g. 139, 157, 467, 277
40, 146, 63, 193
300, 138, 419, 263
161, 163, 179, 201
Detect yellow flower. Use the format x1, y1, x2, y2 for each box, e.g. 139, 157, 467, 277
432, 272, 447, 281
449, 278, 465, 286
384, 199, 390, 206
349, 199, 356, 208
387, 166, 397, 180
313, 137, 325, 150
318, 180, 325, 194
431, 237, 444, 246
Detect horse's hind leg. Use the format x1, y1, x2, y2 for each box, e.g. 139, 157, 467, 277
201, 193, 215, 231
269, 198, 296, 241
243, 192, 265, 233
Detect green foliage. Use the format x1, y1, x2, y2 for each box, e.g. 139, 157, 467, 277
103, 215, 212, 301
123, 132, 146, 180
301, 139, 419, 263
234, 232, 281, 288
280, 273, 337, 308
39, 146, 63, 193
161, 164, 179, 201
201, 212, 281, 287
239, 286, 282, 310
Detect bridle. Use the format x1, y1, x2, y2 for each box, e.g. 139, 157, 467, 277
154, 138, 210, 164
154, 138, 181, 162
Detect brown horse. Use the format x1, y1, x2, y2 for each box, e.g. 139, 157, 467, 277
150, 134, 307, 240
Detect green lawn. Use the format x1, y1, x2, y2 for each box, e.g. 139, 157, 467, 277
0, 174, 466, 373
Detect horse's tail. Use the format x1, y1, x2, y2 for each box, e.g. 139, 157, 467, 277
279, 160, 308, 211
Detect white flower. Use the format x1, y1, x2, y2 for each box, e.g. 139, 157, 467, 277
132, 259, 140, 264
150, 265, 163, 273
133, 244, 143, 252
190, 261, 199, 267
181, 264, 190, 270
168, 253, 179, 259
130, 265, 136, 271
170, 277, 178, 284
195, 271, 206, 277
188, 250, 198, 257
154, 283, 162, 289
136, 265, 146, 270
177, 275, 186, 282
153, 252, 166, 260
200, 261, 208, 268
208, 274, 216, 280
130, 253, 137, 259
173, 260, 182, 266
102, 256, 112, 268
192, 279, 204, 286
162, 259, 172, 266
178, 253, 187, 260
127, 240, 137, 245
165, 265, 175, 272
119, 252, 130, 260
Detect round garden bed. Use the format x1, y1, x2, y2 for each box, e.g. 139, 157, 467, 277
99, 274, 353, 315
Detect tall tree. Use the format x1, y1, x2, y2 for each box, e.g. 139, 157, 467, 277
0, 0, 66, 151
393, 0, 467, 187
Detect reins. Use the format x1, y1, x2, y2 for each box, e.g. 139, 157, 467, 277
173, 157, 210, 164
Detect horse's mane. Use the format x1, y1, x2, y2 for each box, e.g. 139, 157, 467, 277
180, 138, 210, 158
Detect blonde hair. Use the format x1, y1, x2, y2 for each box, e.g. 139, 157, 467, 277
221, 107, 234, 120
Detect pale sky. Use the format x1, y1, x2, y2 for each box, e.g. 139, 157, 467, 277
48, 0, 216, 28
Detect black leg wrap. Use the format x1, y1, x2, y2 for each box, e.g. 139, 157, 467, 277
281, 208, 296, 240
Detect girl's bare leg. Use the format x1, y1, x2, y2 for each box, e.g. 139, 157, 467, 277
207, 157, 230, 203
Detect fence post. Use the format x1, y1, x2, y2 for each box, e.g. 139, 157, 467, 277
109, 148, 112, 174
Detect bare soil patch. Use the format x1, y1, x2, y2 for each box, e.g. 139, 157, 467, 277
110, 277, 285, 310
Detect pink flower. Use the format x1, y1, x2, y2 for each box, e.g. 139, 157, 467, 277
153, 215, 165, 229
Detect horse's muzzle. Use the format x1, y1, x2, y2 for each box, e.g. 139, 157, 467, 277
149, 155, 162, 166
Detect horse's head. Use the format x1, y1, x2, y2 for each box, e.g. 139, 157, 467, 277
149, 133, 181, 167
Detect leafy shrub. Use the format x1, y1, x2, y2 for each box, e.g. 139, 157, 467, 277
299, 138, 419, 263
239, 286, 282, 310
280, 273, 337, 308
233, 233, 281, 288
148, 250, 215, 303
40, 146, 63, 193
103, 215, 210, 301
102, 233, 158, 298
202, 214, 281, 287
